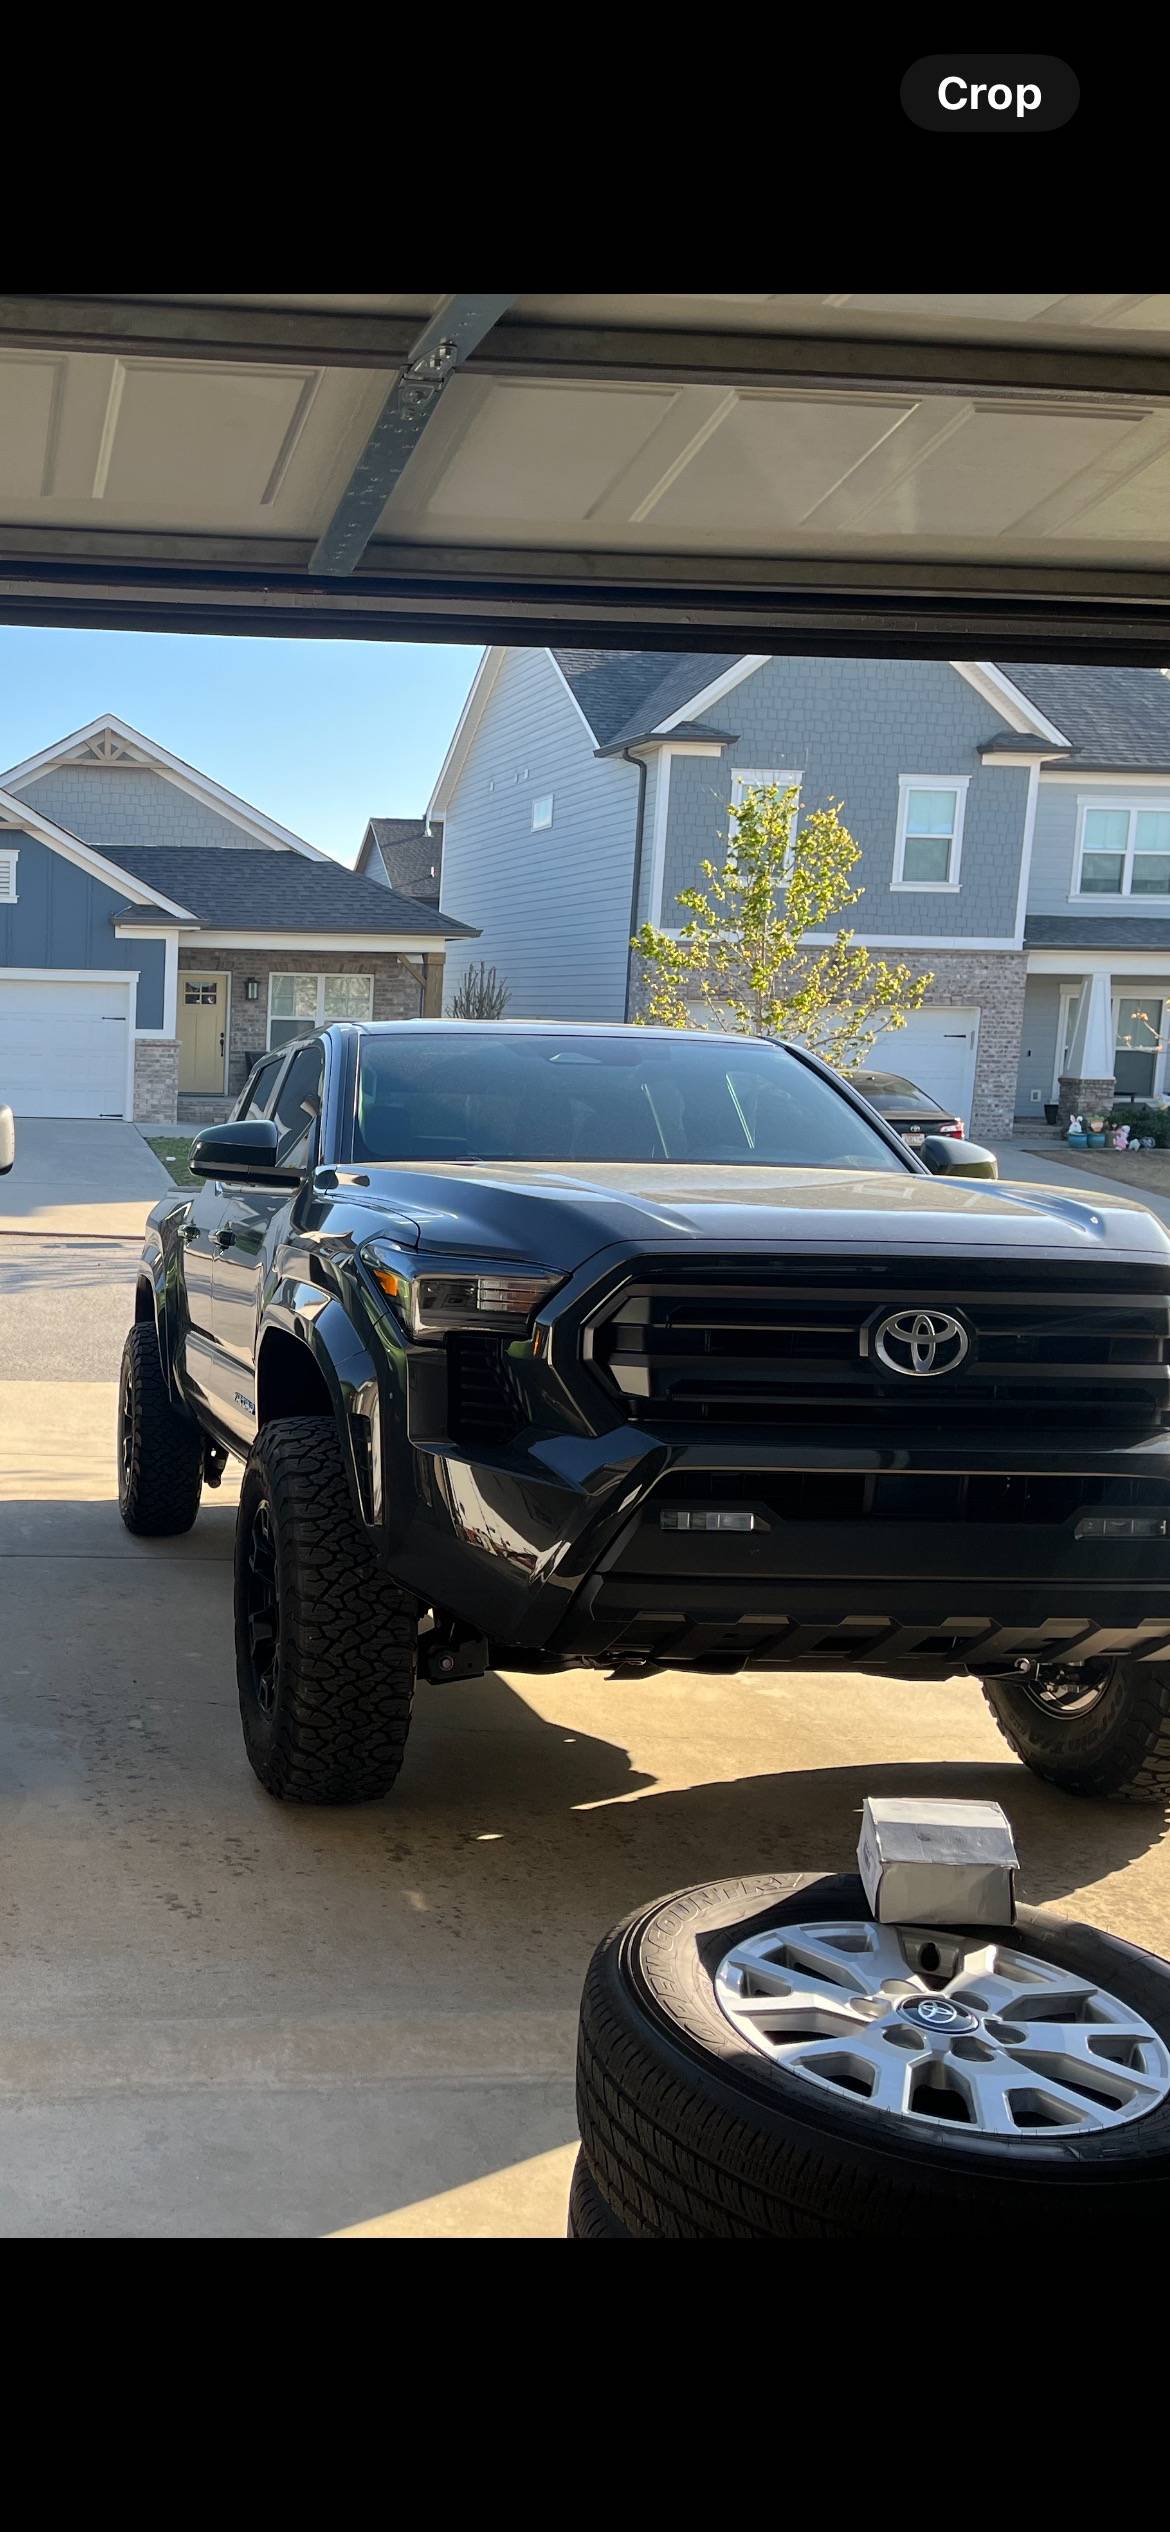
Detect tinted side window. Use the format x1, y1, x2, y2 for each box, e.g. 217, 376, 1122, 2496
235, 1054, 284, 1121
271, 1041, 325, 1168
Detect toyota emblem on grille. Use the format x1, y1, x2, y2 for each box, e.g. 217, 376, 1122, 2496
871, 1308, 970, 1378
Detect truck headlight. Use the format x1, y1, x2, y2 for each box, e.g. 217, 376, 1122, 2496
360, 1242, 563, 1339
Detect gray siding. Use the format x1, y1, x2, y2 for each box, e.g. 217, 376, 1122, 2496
660, 657, 1029, 941
1027, 775, 1170, 916
0, 829, 165, 1025
440, 649, 640, 1018
1027, 781, 1081, 913
13, 765, 274, 851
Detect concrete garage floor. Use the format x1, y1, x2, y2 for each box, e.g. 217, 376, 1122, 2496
1, 1233, 1169, 2237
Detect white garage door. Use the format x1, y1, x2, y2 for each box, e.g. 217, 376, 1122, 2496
0, 977, 131, 1118
866, 1005, 980, 1128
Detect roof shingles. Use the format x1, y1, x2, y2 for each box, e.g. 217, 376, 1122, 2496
103, 846, 475, 937
360, 817, 442, 902
553, 647, 1170, 774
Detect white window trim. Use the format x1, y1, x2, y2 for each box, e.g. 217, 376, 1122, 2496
1053, 983, 1170, 1101
893, 775, 969, 893
0, 845, 18, 904
730, 767, 802, 831
266, 970, 373, 1048
730, 766, 803, 890
1072, 794, 1170, 902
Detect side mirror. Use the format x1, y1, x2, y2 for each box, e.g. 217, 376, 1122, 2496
921, 1134, 998, 1180
188, 1119, 301, 1184
0, 1104, 14, 1176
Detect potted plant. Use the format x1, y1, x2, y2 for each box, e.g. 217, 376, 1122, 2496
1087, 1115, 1107, 1147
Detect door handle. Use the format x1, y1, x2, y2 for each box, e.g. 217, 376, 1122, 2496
214, 1227, 236, 1250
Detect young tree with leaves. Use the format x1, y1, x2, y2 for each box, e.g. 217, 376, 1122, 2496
632, 781, 929, 1068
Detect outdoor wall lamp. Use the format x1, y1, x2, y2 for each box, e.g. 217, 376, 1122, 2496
244, 977, 260, 1001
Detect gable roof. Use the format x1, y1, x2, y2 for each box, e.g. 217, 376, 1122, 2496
0, 783, 198, 918
356, 816, 442, 901
552, 649, 751, 749
0, 714, 330, 860
997, 665, 1170, 771
102, 846, 476, 938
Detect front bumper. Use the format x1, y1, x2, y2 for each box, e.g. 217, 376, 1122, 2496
381, 1409, 1170, 1668
355, 1244, 1170, 1671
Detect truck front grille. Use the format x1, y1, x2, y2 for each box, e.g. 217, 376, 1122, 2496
586, 1264, 1170, 1434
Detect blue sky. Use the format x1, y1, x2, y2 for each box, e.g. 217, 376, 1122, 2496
0, 627, 482, 865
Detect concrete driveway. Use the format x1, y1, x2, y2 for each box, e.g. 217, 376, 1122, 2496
1, 1236, 1168, 2237
0, 1119, 170, 1238
993, 1135, 1170, 1230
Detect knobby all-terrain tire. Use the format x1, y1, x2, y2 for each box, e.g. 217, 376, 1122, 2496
980, 1661, 1170, 1806
566, 2148, 632, 2239
235, 1415, 417, 1804
576, 1873, 1170, 2239
118, 1322, 203, 1537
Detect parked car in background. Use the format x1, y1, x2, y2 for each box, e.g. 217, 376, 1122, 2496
0, 1104, 13, 1173
848, 1068, 966, 1150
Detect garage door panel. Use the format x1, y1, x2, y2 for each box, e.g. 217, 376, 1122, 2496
866, 1005, 979, 1126
0, 979, 129, 1117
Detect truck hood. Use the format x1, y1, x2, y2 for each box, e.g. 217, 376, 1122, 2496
349, 1160, 1170, 1272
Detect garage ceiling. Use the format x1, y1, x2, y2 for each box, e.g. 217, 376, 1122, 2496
4, 292, 1170, 658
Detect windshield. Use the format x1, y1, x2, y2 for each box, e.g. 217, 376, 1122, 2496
351, 1033, 907, 1171
851, 1071, 941, 1114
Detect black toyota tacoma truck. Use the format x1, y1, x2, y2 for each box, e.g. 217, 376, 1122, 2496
123, 1021, 1170, 1811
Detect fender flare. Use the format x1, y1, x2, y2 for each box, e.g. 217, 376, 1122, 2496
258, 1280, 385, 1530
136, 1220, 188, 1408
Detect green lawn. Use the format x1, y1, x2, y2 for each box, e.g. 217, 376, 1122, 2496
145, 1133, 198, 1187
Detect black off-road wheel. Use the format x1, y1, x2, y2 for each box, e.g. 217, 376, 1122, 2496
979, 1659, 1170, 1806
117, 1322, 203, 1537
235, 1415, 417, 1804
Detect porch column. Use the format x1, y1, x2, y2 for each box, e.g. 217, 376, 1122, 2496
1058, 968, 1115, 1129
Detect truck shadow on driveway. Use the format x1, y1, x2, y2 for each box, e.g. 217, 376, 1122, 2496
383, 1668, 1167, 1936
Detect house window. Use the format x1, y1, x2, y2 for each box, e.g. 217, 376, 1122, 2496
268, 971, 373, 1049
729, 770, 803, 881
1054, 988, 1168, 1101
0, 848, 18, 904
894, 779, 968, 890
1077, 803, 1170, 898
531, 793, 554, 831
1115, 997, 1166, 1098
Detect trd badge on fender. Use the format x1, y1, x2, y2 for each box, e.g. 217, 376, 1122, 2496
871, 1308, 970, 1378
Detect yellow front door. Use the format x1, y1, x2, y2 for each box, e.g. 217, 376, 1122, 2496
178, 972, 228, 1094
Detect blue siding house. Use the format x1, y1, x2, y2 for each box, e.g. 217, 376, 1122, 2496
427, 649, 1170, 1140
0, 715, 473, 1123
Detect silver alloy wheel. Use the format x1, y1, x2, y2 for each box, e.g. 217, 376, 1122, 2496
715, 1919, 1170, 2135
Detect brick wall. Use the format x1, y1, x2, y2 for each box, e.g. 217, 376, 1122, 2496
889, 950, 1028, 1142
133, 1038, 180, 1124
177, 948, 424, 1099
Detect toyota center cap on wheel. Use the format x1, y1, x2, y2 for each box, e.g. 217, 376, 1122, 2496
858, 1796, 1019, 1925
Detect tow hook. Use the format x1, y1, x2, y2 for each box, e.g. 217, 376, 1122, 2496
423, 1627, 488, 1684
